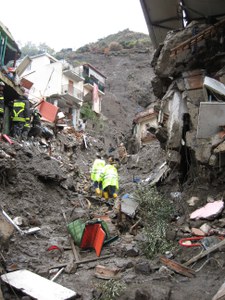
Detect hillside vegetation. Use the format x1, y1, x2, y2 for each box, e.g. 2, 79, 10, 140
56, 29, 152, 60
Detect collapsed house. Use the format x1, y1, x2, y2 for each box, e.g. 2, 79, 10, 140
139, 0, 225, 184
18, 54, 106, 129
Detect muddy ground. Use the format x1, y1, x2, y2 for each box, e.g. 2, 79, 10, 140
0, 132, 225, 300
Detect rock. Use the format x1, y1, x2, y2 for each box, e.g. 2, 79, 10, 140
116, 260, 134, 269
165, 227, 177, 241
70, 208, 88, 219
200, 223, 211, 234
135, 289, 151, 300
135, 285, 171, 300
123, 244, 139, 257
134, 231, 147, 242
134, 260, 152, 275
151, 76, 172, 99
158, 265, 174, 276
123, 233, 134, 243
191, 227, 205, 236
123, 274, 137, 283
0, 212, 14, 250
64, 260, 77, 274
180, 225, 191, 233
187, 196, 199, 206
176, 215, 186, 226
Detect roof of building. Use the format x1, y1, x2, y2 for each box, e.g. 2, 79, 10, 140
83, 63, 107, 79
134, 107, 156, 123
140, 0, 225, 48
30, 52, 58, 63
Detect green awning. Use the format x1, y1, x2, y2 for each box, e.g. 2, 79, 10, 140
0, 20, 20, 53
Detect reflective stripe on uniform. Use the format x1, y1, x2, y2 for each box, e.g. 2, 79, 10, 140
102, 165, 119, 190
0, 96, 4, 113
91, 159, 105, 182
12, 101, 26, 122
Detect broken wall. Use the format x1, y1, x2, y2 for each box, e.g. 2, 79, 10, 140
167, 90, 188, 149
151, 19, 225, 181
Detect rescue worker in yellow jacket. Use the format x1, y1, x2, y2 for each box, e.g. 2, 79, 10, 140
91, 153, 106, 196
12, 93, 30, 139
0, 81, 5, 132
101, 156, 119, 200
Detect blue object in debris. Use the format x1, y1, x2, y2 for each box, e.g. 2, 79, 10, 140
122, 193, 130, 200
133, 176, 141, 183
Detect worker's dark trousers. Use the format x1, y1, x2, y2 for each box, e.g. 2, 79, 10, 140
0, 114, 3, 132
13, 122, 25, 138
104, 185, 116, 197
93, 181, 103, 190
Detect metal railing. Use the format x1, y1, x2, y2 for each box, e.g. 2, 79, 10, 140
61, 84, 83, 100
83, 76, 105, 93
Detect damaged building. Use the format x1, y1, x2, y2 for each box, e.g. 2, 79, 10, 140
18, 54, 106, 129
140, 0, 225, 184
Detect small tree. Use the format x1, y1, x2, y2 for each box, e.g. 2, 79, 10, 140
80, 102, 96, 121
20, 41, 55, 58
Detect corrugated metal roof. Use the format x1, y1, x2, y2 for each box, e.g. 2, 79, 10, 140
140, 0, 225, 48
182, 0, 225, 22
140, 0, 183, 48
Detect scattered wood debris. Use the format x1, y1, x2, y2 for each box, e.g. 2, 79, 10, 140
95, 264, 121, 279
160, 256, 196, 278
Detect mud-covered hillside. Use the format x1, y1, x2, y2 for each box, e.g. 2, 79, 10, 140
57, 30, 156, 142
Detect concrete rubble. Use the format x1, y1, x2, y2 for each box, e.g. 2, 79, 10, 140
150, 19, 225, 186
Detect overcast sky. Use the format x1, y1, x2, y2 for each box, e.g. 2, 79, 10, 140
1, 0, 149, 51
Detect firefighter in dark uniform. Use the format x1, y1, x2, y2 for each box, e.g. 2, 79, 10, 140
12, 92, 30, 139
0, 81, 5, 133
28, 108, 42, 139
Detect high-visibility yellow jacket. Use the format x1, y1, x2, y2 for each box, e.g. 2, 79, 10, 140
12, 97, 30, 123
101, 164, 119, 190
91, 159, 105, 182
0, 95, 4, 114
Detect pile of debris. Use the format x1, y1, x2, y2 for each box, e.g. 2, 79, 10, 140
146, 19, 225, 187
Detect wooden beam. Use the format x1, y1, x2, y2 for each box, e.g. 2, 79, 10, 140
0, 72, 23, 95
49, 254, 114, 270
170, 18, 225, 57
160, 256, 195, 278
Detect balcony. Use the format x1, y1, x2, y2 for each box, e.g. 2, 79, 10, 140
84, 76, 105, 94
63, 68, 84, 82
61, 84, 83, 106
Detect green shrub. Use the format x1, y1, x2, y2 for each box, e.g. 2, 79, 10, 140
94, 279, 126, 300
80, 103, 105, 132
80, 103, 97, 121
133, 186, 174, 258
109, 42, 123, 51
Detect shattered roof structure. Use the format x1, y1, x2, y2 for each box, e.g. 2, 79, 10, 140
140, 0, 225, 48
